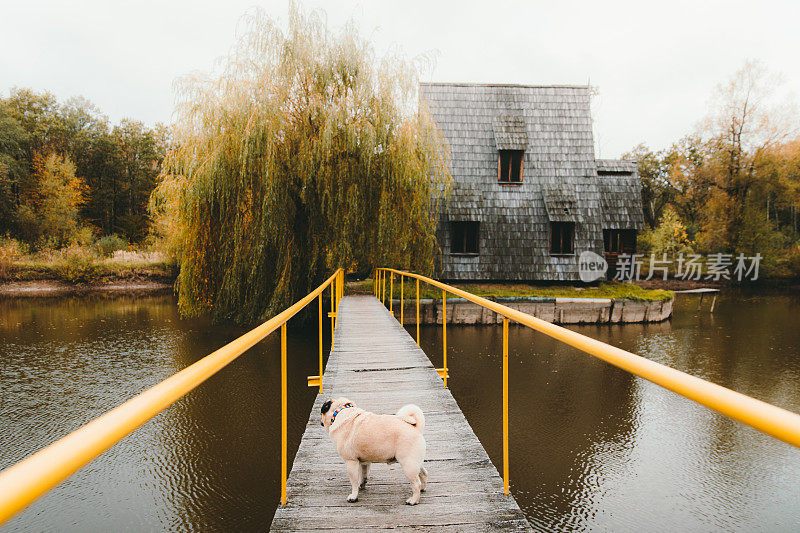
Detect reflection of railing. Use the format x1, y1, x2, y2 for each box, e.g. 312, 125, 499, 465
0, 269, 344, 526
375, 267, 800, 497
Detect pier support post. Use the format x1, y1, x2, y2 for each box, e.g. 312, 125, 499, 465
318, 294, 323, 392
280, 323, 288, 505
416, 278, 420, 345
502, 317, 509, 495
400, 275, 404, 325
443, 290, 447, 389
330, 283, 335, 350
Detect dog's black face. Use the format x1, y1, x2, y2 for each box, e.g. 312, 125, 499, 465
320, 400, 333, 426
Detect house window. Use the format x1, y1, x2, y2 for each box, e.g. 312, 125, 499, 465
498, 150, 523, 183
451, 221, 479, 254
603, 229, 637, 254
550, 222, 575, 255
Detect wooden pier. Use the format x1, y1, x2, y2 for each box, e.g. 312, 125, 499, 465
270, 295, 531, 531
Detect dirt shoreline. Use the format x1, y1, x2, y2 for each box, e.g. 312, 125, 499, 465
0, 279, 174, 297
633, 278, 800, 291
2, 276, 794, 299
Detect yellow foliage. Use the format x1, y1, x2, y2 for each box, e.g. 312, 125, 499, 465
20, 153, 86, 246
155, 6, 450, 323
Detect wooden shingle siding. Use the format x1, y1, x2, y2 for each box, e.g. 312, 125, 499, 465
596, 159, 646, 230
421, 83, 645, 281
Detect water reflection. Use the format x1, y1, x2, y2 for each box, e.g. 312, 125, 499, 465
417, 291, 800, 532
0, 295, 326, 532
3, 292, 800, 531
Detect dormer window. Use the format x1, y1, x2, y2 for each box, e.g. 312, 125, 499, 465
498, 150, 523, 184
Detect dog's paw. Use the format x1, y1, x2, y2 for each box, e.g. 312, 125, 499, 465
346, 496, 358, 503
405, 499, 418, 506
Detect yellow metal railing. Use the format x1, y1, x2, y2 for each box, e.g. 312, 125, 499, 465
0, 269, 345, 526
375, 267, 800, 496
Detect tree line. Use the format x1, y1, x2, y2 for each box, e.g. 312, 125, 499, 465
625, 61, 800, 278
0, 88, 168, 247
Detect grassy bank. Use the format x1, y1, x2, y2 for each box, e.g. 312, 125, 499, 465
1, 242, 177, 284
348, 279, 674, 302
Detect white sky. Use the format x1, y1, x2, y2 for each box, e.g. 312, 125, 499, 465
2, 0, 799, 158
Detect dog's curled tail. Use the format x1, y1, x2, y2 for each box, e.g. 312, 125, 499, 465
396, 404, 425, 432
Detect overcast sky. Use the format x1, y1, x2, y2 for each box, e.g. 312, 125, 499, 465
2, 0, 799, 158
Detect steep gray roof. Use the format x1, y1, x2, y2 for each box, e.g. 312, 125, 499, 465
596, 160, 645, 230
596, 159, 638, 174
492, 114, 529, 150
421, 82, 643, 281
541, 184, 583, 223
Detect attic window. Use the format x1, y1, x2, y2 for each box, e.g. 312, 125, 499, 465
550, 222, 574, 255
498, 150, 523, 183
451, 221, 479, 254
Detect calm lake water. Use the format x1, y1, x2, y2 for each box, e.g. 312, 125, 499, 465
0, 294, 326, 532
418, 291, 800, 532
1, 291, 800, 531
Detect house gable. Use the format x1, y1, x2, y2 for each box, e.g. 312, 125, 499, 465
420, 82, 641, 281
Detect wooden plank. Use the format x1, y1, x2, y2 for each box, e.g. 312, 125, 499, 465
270, 295, 531, 531
673, 288, 720, 293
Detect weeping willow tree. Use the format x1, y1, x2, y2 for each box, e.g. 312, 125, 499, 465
151, 7, 450, 324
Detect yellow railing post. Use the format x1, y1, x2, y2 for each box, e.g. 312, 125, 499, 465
280, 322, 288, 505
442, 289, 447, 389
390, 272, 394, 315
416, 278, 420, 345
381, 269, 386, 305
331, 282, 336, 350
339, 269, 344, 306
400, 274, 404, 325
502, 317, 509, 495
318, 293, 323, 392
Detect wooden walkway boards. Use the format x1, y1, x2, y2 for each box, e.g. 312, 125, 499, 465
270, 295, 532, 531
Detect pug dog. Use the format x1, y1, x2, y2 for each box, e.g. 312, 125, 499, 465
320, 397, 428, 505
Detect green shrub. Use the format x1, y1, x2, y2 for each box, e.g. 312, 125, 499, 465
760, 244, 800, 279
71, 226, 95, 246
0, 237, 26, 279
642, 207, 695, 258
54, 246, 100, 283
95, 235, 128, 257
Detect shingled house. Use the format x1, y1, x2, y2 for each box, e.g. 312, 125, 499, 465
420, 82, 644, 281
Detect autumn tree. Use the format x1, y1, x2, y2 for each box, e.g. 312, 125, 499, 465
16, 153, 86, 245
154, 7, 450, 323
697, 60, 797, 250
0, 89, 168, 243
624, 144, 673, 228
0, 101, 29, 229
630, 61, 800, 277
